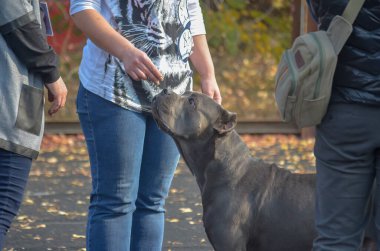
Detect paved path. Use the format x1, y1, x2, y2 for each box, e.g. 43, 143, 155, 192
3, 138, 213, 251
3, 134, 315, 251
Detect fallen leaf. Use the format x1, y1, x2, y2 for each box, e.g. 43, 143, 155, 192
179, 208, 193, 213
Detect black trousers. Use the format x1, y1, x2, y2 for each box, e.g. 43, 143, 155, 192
312, 102, 380, 251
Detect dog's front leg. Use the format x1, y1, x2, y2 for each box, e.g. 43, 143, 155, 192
204, 219, 247, 251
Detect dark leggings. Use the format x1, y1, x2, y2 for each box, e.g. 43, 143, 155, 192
0, 148, 32, 249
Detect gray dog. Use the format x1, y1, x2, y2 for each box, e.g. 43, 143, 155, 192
151, 89, 376, 251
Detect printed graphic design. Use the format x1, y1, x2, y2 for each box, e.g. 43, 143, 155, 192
177, 29, 193, 60
104, 0, 194, 111
178, 0, 190, 26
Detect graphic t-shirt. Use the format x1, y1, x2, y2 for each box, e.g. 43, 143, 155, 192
70, 0, 206, 112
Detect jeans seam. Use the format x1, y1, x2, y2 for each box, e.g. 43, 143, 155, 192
83, 88, 100, 251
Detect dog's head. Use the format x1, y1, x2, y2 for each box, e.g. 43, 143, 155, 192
152, 89, 237, 140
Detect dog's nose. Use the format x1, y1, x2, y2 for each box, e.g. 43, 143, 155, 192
162, 88, 174, 96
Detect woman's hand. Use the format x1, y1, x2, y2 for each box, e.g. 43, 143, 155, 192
71, 9, 163, 84
190, 35, 222, 104
120, 47, 163, 84
201, 77, 222, 104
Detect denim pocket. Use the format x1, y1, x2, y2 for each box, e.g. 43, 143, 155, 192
15, 84, 44, 135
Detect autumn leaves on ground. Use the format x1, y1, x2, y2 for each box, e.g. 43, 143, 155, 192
4, 134, 316, 251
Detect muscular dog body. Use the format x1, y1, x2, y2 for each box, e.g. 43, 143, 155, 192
151, 90, 376, 251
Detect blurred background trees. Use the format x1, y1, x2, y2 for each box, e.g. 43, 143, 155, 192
201, 0, 292, 120
45, 0, 84, 122
45, 0, 292, 122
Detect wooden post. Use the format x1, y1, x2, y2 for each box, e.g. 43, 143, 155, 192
307, 6, 318, 32
292, 0, 301, 41
300, 1, 318, 139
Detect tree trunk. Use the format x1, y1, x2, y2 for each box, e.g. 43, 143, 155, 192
300, 1, 318, 139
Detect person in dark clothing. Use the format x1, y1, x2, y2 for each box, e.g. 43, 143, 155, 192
0, 0, 67, 248
306, 0, 380, 250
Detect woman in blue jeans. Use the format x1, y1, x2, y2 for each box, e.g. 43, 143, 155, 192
70, 0, 221, 250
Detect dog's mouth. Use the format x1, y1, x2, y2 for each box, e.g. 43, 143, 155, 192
151, 101, 174, 135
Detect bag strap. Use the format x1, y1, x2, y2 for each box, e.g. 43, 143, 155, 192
342, 0, 366, 24
327, 0, 365, 54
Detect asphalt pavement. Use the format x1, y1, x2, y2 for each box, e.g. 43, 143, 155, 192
2, 134, 316, 251
3, 136, 213, 251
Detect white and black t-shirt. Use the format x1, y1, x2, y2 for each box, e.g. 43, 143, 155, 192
70, 0, 206, 112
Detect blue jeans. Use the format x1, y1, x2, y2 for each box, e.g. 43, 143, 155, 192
77, 84, 180, 251
312, 103, 380, 250
0, 148, 32, 249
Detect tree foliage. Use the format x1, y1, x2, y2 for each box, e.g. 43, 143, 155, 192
202, 0, 291, 58
196, 0, 292, 120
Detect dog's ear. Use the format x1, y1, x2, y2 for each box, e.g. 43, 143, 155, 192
213, 108, 237, 134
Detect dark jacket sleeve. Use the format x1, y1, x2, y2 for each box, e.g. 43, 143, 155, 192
0, 2, 60, 84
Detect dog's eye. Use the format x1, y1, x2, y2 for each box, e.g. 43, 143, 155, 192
188, 97, 196, 109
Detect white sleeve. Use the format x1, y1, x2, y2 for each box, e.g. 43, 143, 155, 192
187, 0, 206, 36
70, 0, 101, 15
